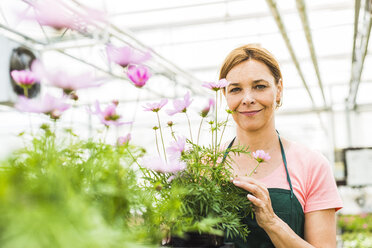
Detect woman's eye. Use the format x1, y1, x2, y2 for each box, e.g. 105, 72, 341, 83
229, 87, 241, 93
255, 85, 266, 90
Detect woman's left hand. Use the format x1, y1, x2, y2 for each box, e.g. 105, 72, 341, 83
233, 176, 279, 230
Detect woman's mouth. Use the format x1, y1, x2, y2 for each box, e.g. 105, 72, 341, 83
239, 109, 262, 117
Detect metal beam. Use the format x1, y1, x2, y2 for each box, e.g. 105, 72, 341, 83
265, 0, 316, 107
150, 21, 353, 48
265, 0, 332, 141
346, 0, 372, 110
110, 0, 244, 17
296, 0, 327, 107
124, 1, 352, 32
187, 52, 353, 73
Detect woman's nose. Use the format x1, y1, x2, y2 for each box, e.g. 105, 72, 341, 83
242, 91, 255, 105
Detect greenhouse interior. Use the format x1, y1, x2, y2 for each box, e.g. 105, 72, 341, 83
0, 0, 371, 247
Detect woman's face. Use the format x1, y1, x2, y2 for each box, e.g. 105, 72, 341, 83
224, 59, 282, 132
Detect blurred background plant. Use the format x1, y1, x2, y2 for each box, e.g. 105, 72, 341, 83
0, 123, 163, 248
338, 213, 372, 248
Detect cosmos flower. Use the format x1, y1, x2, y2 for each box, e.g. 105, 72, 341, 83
89, 101, 132, 127
200, 98, 215, 117
19, 0, 107, 31
166, 92, 192, 116
106, 44, 151, 68
126, 65, 151, 88
166, 136, 186, 160
117, 133, 131, 146
143, 99, 168, 112
10, 70, 39, 87
15, 93, 70, 119
32, 61, 103, 95
202, 79, 229, 91
142, 156, 186, 174
252, 150, 271, 163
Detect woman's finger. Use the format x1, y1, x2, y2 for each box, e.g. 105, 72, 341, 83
237, 176, 269, 193
247, 193, 265, 208
233, 179, 268, 201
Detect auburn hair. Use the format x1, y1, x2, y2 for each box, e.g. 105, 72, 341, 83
219, 44, 282, 84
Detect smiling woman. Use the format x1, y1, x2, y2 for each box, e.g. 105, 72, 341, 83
219, 44, 343, 248
224, 59, 282, 132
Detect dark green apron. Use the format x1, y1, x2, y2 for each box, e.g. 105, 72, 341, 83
224, 134, 305, 248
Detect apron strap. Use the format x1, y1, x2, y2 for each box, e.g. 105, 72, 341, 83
222, 137, 236, 164
277, 131, 294, 198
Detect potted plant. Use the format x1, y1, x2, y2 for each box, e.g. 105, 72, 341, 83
139, 80, 268, 247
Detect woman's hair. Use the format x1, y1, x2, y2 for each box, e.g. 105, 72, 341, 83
219, 44, 282, 84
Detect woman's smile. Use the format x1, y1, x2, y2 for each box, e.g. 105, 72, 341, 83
239, 109, 263, 117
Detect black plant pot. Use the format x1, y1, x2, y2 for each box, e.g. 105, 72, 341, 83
165, 232, 234, 248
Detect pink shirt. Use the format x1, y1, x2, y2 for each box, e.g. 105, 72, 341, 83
260, 140, 343, 214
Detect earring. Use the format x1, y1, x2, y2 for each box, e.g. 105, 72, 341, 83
276, 98, 282, 109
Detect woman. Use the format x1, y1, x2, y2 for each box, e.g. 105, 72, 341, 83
220, 44, 342, 248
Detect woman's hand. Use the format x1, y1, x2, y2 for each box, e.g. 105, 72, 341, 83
233, 176, 279, 230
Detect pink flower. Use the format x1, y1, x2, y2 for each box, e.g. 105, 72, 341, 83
142, 156, 186, 174
166, 92, 192, 116
89, 101, 132, 127
143, 99, 168, 112
106, 44, 151, 68
362, 223, 368, 229
19, 0, 107, 31
127, 65, 151, 88
15, 93, 70, 119
200, 98, 215, 117
252, 150, 271, 163
167, 136, 186, 159
202, 79, 229, 91
117, 133, 131, 146
10, 70, 39, 87
32, 61, 103, 94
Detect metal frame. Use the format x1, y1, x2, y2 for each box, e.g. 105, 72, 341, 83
125, 1, 352, 32
347, 0, 372, 110
296, 0, 327, 107
265, 0, 316, 107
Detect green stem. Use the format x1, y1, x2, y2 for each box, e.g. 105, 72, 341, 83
103, 126, 109, 143
218, 113, 230, 148
154, 129, 161, 158
126, 147, 150, 178
52, 119, 57, 152
214, 91, 218, 162
185, 112, 193, 143
210, 121, 214, 154
249, 161, 261, 177
170, 126, 176, 141
156, 112, 167, 162
196, 117, 204, 147
23, 87, 28, 98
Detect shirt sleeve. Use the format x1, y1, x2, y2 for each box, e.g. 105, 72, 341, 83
304, 151, 343, 214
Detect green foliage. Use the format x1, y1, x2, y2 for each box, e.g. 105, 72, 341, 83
338, 214, 372, 248
341, 232, 372, 248
142, 141, 253, 241
0, 125, 158, 248
338, 214, 372, 233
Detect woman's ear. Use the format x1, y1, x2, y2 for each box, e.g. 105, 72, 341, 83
276, 79, 283, 101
